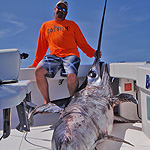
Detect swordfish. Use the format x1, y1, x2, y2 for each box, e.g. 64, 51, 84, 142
50, 58, 138, 149
28, 57, 138, 149
28, 56, 138, 150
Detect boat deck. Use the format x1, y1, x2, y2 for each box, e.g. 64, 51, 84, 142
0, 113, 150, 150
1, 63, 150, 149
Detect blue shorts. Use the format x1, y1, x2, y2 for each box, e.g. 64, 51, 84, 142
39, 55, 81, 78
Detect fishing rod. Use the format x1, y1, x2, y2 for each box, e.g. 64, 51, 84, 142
96, 0, 107, 56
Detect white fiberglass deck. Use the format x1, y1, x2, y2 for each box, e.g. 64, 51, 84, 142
0, 120, 150, 150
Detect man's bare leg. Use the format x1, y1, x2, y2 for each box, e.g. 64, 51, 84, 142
67, 73, 79, 96
34, 65, 50, 104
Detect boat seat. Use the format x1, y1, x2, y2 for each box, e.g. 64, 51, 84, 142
0, 49, 35, 140
8, 80, 33, 94
0, 85, 26, 109
0, 85, 26, 140
0, 80, 35, 140
2, 80, 33, 101
45, 63, 104, 101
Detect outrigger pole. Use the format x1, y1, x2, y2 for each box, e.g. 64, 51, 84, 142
96, 0, 107, 56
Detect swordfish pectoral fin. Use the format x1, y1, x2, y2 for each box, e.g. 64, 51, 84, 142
111, 93, 138, 107
28, 103, 63, 126
114, 115, 141, 123
104, 135, 134, 147
94, 134, 134, 147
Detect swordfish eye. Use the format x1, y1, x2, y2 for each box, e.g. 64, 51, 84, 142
88, 70, 97, 78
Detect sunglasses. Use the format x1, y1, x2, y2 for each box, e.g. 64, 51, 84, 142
57, 6, 67, 12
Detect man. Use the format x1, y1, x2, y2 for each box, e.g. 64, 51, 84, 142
28, 0, 101, 104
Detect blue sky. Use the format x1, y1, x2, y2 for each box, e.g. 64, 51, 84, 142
0, 0, 150, 68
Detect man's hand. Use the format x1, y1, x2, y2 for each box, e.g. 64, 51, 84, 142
93, 51, 102, 58
28, 65, 35, 68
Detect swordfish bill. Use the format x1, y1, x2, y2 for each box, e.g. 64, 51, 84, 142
93, 0, 107, 76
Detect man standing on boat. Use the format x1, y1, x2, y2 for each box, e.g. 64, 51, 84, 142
28, 0, 101, 104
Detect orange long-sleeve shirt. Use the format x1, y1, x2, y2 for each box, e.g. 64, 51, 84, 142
32, 19, 95, 67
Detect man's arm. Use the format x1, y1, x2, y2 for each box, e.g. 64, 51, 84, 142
29, 24, 49, 68
74, 22, 95, 58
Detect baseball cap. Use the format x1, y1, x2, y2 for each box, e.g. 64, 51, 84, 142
56, 0, 68, 10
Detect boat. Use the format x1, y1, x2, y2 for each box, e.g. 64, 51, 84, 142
0, 48, 150, 150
